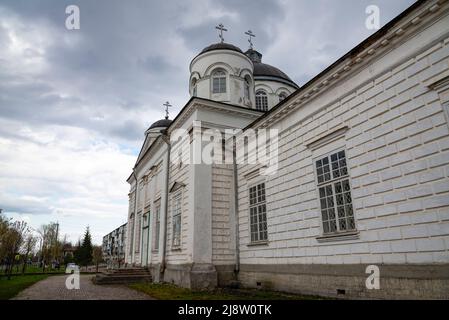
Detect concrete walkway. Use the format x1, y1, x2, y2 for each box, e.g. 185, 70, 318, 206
12, 274, 153, 300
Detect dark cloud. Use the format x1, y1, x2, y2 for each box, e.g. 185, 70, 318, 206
0, 0, 416, 243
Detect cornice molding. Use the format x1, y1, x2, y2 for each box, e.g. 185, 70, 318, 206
167, 101, 262, 134
252, 0, 449, 130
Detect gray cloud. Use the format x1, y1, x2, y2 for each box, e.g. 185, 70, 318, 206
0, 0, 416, 243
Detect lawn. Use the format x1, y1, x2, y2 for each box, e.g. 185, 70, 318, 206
129, 283, 323, 300
0, 274, 50, 300
4, 265, 65, 275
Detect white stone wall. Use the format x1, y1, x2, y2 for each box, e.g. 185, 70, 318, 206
126, 137, 169, 266
212, 164, 235, 265
254, 80, 296, 110
190, 50, 254, 108
165, 135, 191, 264
237, 12, 449, 265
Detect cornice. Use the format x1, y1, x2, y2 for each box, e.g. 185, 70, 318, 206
167, 100, 263, 134
251, 0, 449, 130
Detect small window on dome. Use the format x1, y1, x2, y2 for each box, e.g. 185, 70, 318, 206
244, 76, 251, 100
191, 78, 197, 97
212, 69, 226, 94
255, 90, 268, 111
279, 92, 288, 102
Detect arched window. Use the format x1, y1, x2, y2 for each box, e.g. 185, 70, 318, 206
191, 78, 197, 97
212, 69, 226, 93
279, 92, 288, 102
255, 90, 268, 111
244, 76, 251, 100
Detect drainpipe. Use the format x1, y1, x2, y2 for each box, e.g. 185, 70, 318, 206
232, 142, 240, 274
160, 131, 171, 276
131, 170, 138, 266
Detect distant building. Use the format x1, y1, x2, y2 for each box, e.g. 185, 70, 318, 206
102, 223, 127, 269
62, 243, 75, 260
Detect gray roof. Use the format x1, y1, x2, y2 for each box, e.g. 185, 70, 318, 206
245, 49, 298, 89
253, 62, 298, 88
200, 42, 243, 55
149, 118, 172, 129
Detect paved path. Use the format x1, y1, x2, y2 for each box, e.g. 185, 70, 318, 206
12, 275, 153, 300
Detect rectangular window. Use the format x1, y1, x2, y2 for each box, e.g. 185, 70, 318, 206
172, 192, 182, 248
213, 76, 226, 93
255, 95, 268, 111
316, 150, 355, 234
249, 183, 268, 242
153, 202, 161, 251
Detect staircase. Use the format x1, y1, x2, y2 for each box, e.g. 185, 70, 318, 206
94, 267, 152, 285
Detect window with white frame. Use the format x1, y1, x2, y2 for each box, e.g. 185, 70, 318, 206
172, 192, 182, 248
249, 183, 268, 242
315, 150, 355, 234
212, 69, 226, 93
255, 90, 268, 111
153, 201, 161, 251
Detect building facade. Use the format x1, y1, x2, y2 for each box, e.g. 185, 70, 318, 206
125, 0, 449, 298
103, 223, 127, 269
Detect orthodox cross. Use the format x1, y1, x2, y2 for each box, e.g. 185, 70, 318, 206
163, 101, 172, 120
245, 30, 256, 49
215, 23, 227, 43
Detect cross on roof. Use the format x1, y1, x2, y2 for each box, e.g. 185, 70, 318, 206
163, 101, 172, 120
215, 23, 227, 43
245, 30, 256, 49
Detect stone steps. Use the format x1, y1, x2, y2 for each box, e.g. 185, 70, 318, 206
94, 268, 152, 285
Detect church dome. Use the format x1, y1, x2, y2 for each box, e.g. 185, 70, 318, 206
149, 118, 172, 130
245, 49, 299, 89
253, 63, 298, 89
200, 42, 243, 55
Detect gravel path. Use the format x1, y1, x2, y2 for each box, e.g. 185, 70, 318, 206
12, 275, 153, 300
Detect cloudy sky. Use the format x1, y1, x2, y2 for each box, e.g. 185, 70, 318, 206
0, 0, 415, 244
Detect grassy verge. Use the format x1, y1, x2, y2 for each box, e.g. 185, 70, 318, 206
4, 265, 66, 275
0, 274, 50, 300
129, 283, 324, 300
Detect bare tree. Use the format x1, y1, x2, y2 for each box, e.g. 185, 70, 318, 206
0, 213, 10, 273
38, 222, 61, 272
92, 246, 103, 273
21, 234, 37, 274
4, 221, 29, 279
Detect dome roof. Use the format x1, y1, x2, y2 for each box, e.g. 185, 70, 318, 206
245, 49, 299, 89
200, 42, 243, 55
253, 62, 298, 87
149, 118, 172, 130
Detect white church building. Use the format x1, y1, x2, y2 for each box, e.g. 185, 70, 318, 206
124, 0, 449, 299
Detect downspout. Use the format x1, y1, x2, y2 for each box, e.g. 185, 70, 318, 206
160, 131, 171, 276
131, 170, 138, 266
232, 141, 240, 274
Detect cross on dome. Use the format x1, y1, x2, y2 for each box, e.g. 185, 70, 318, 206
163, 101, 172, 120
215, 23, 228, 43
245, 30, 256, 49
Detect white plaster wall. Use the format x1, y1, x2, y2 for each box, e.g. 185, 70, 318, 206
237, 10, 449, 265
254, 80, 296, 110
126, 137, 169, 265
190, 50, 254, 107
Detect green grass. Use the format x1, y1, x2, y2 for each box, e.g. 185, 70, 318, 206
0, 274, 50, 300
129, 283, 324, 300
4, 265, 65, 275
